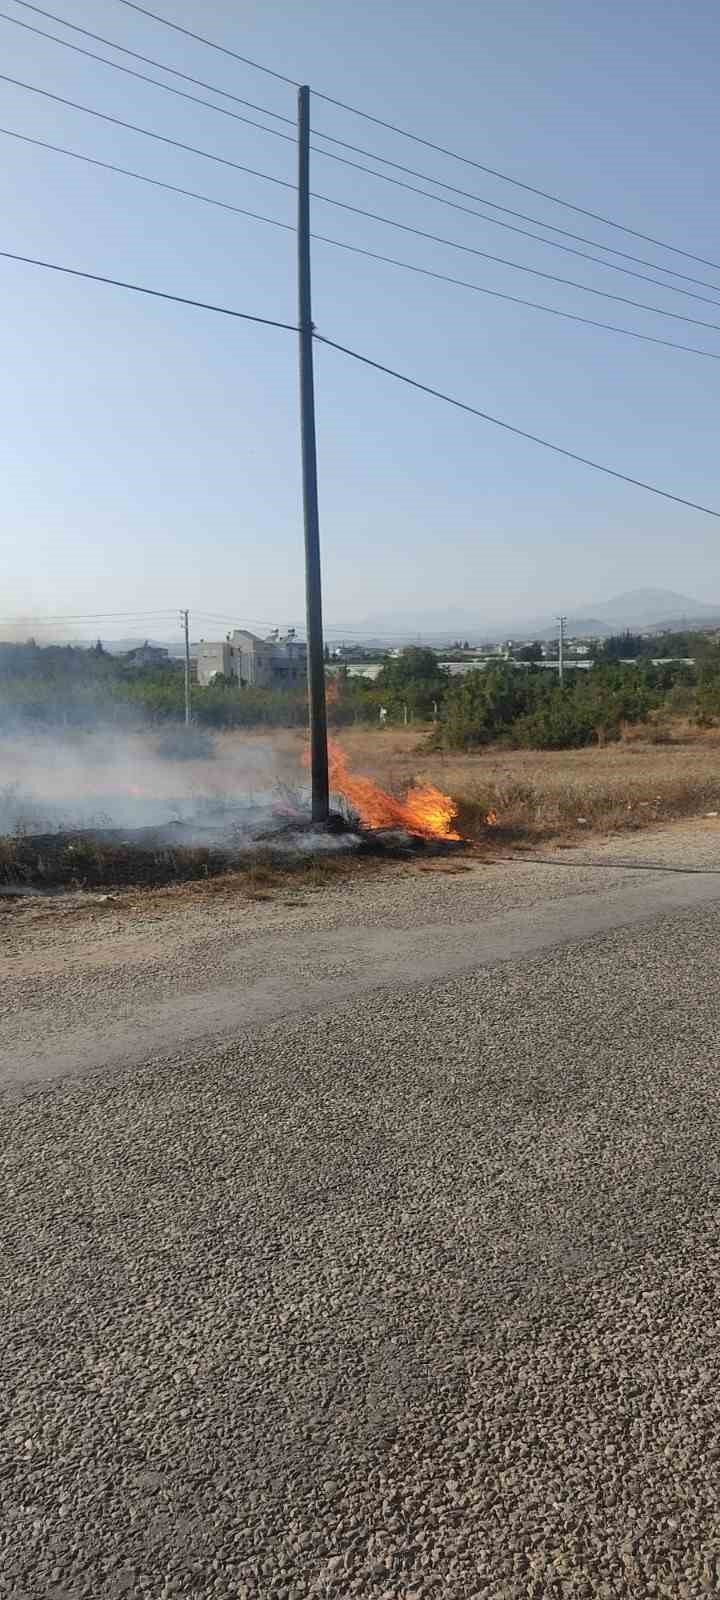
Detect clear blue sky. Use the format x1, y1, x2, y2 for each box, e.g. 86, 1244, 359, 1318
2, 0, 720, 641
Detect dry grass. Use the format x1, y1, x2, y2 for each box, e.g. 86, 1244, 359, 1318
3, 722, 720, 895
0, 831, 391, 898
324, 722, 720, 846
155, 724, 720, 849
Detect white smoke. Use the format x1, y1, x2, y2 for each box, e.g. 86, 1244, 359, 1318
0, 727, 309, 840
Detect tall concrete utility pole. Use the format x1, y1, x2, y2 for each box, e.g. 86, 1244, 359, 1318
297, 84, 330, 824
557, 614, 566, 685
181, 608, 191, 725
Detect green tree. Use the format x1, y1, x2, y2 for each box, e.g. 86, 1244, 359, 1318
600, 631, 645, 660
513, 641, 544, 662
376, 647, 448, 720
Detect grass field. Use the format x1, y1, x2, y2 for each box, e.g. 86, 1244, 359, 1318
322, 722, 720, 845
2, 721, 720, 892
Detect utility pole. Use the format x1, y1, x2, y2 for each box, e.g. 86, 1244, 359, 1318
557, 614, 566, 686
297, 84, 329, 824
181, 608, 191, 724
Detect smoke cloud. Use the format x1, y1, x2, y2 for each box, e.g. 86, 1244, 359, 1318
0, 727, 309, 841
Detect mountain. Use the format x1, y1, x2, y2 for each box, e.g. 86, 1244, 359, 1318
571, 589, 720, 628
345, 590, 720, 644
99, 638, 185, 657
77, 592, 720, 655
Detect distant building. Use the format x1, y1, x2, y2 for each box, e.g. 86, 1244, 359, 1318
333, 662, 384, 681
124, 641, 171, 669
195, 628, 307, 688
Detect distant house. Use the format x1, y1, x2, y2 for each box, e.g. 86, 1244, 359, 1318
124, 641, 171, 669
195, 628, 307, 688
328, 662, 383, 681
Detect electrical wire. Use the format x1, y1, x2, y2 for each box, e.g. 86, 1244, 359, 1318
1, 606, 438, 641
295, 140, 720, 299
0, 247, 297, 328
112, 0, 297, 85
193, 615, 457, 639
311, 232, 720, 364
108, 0, 720, 278
6, 125, 720, 366
2, 238, 718, 519
0, 124, 298, 231
7, 71, 720, 339
11, 1, 720, 298
0, 610, 181, 622
1, 12, 300, 146
316, 334, 720, 519
9, 0, 295, 121
306, 192, 720, 333
7, 13, 720, 313
8, 12, 720, 310
0, 70, 297, 194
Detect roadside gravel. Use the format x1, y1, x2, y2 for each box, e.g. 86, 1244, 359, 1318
3, 892, 720, 1597
3, 820, 720, 1070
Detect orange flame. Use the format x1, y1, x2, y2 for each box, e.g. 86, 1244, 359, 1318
328, 739, 460, 840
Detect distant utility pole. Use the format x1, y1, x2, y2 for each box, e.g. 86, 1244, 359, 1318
297, 84, 329, 824
557, 615, 566, 685
181, 608, 191, 724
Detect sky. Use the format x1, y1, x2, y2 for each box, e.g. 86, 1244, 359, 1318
2, 0, 720, 643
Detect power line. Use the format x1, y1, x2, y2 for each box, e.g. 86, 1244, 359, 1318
112, 0, 298, 85
297, 142, 720, 301
312, 191, 720, 336
296, 155, 720, 309
7, 125, 720, 366
8, 13, 720, 313
317, 334, 720, 520
314, 95, 720, 278
0, 70, 297, 194
8, 71, 720, 339
312, 233, 720, 364
109, 0, 720, 279
0, 123, 299, 231
0, 610, 181, 622
192, 615, 489, 641
7, 13, 720, 309
1, 11, 299, 146
0, 605, 438, 641
308, 191, 720, 331
0, 248, 297, 328
12, 1, 720, 299
3, 244, 719, 519
2, 609, 463, 642
9, 0, 295, 122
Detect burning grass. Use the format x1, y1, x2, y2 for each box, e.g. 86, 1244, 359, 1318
328, 739, 459, 839
3, 721, 720, 897
332, 725, 720, 847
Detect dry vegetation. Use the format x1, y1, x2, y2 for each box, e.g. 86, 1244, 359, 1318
328, 721, 720, 846
0, 832, 393, 899
2, 721, 720, 895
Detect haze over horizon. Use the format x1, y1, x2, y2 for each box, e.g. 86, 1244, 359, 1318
4, 585, 718, 647
3, 0, 720, 627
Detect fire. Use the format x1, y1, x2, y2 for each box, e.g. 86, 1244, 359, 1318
328, 739, 460, 840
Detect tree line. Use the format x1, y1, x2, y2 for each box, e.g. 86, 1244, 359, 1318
2, 637, 720, 748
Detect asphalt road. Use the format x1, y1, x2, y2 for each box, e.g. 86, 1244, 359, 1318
3, 824, 720, 1597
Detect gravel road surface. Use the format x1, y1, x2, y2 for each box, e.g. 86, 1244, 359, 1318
3, 821, 720, 1597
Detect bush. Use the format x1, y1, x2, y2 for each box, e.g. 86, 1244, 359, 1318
441, 662, 667, 751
